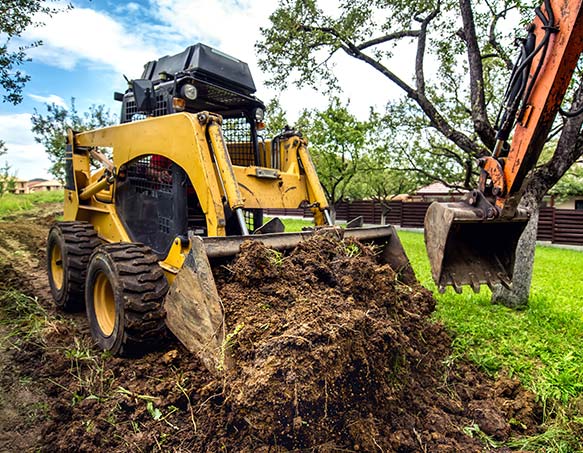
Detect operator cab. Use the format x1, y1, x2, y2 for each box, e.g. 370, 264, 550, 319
115, 43, 266, 168
113, 44, 269, 250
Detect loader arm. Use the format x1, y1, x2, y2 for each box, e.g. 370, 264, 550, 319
425, 0, 583, 292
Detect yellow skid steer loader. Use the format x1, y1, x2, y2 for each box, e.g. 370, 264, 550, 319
46, 44, 412, 372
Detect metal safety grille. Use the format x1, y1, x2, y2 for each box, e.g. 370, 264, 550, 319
126, 155, 173, 195
243, 209, 263, 233
223, 117, 254, 166
124, 93, 168, 122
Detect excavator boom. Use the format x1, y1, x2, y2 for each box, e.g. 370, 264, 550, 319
425, 0, 583, 292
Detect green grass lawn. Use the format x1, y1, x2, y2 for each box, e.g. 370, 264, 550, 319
0, 190, 64, 218
398, 229, 583, 451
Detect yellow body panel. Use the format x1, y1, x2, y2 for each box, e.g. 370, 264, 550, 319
63, 111, 330, 277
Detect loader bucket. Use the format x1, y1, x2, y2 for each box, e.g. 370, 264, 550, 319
424, 202, 529, 293
164, 225, 414, 375
203, 225, 416, 285
164, 233, 229, 374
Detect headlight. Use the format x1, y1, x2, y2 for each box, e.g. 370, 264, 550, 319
181, 84, 198, 100
254, 107, 264, 122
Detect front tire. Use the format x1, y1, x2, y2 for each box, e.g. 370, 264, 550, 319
47, 222, 101, 311
85, 243, 168, 356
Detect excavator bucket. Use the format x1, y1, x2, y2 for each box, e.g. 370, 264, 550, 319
165, 226, 414, 374
424, 202, 529, 293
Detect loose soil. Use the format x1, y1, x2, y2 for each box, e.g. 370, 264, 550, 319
0, 205, 542, 452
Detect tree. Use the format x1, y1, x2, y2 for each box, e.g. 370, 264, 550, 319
263, 98, 289, 137
31, 99, 116, 181
258, 0, 583, 307
0, 161, 16, 197
296, 97, 373, 210
0, 141, 15, 197
0, 1, 66, 104
548, 162, 583, 203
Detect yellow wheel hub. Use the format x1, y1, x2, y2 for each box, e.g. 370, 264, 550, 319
50, 243, 64, 291
93, 272, 116, 336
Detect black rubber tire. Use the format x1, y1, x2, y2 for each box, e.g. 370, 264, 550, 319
47, 222, 101, 311
85, 243, 168, 356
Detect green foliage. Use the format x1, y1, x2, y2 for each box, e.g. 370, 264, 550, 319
0, 289, 49, 345
297, 97, 374, 204
0, 189, 63, 217
0, 141, 16, 197
398, 230, 583, 450
346, 155, 424, 202
549, 164, 583, 202
257, 0, 545, 188
263, 97, 289, 137
378, 100, 479, 189
0, 160, 16, 197
31, 99, 116, 181
0, 0, 68, 104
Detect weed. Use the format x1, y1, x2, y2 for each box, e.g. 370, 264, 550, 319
64, 338, 114, 404
0, 290, 49, 347
343, 242, 361, 258
268, 249, 285, 266
462, 423, 500, 448
147, 401, 163, 420
217, 323, 244, 372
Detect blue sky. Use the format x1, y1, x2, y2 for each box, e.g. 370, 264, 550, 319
0, 0, 406, 179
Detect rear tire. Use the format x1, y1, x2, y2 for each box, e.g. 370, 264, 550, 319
47, 222, 101, 311
85, 243, 168, 356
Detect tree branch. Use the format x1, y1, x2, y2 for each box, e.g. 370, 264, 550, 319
357, 30, 421, 51
485, 0, 515, 69
459, 0, 496, 150
414, 4, 440, 94
301, 14, 488, 159
526, 80, 583, 203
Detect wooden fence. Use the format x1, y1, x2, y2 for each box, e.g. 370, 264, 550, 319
266, 201, 583, 246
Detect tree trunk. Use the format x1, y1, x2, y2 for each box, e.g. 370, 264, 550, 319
491, 192, 539, 309
490, 81, 583, 309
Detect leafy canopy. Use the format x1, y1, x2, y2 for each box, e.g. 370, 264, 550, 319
31, 99, 116, 181
0, 0, 67, 104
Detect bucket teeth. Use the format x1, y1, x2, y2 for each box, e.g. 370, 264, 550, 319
484, 271, 495, 291
468, 273, 480, 294
450, 274, 463, 294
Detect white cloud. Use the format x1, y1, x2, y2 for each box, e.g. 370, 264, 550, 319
12, 1, 420, 125
29, 94, 68, 108
0, 114, 52, 180
22, 6, 160, 78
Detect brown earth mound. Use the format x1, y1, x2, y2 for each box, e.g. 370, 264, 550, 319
0, 217, 541, 452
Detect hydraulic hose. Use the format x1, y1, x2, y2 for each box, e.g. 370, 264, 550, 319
494, 0, 557, 153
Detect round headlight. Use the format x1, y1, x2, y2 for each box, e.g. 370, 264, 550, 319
254, 107, 264, 122
181, 84, 198, 101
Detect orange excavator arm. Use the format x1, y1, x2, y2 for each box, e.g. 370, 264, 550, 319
425, 0, 583, 292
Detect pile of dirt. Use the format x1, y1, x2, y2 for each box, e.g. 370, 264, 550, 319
211, 235, 540, 451
0, 218, 542, 452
